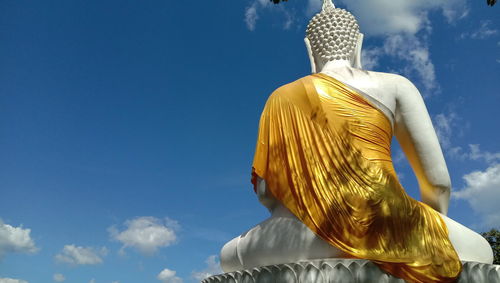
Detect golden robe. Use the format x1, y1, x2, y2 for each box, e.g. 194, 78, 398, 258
251, 73, 461, 283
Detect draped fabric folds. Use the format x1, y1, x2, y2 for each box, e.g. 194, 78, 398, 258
251, 73, 461, 283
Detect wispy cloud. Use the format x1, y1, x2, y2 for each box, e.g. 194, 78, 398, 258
432, 110, 500, 164
392, 149, 406, 164
0, 278, 29, 283
109, 217, 179, 256
314, 0, 466, 95
0, 220, 38, 260
281, 0, 469, 95
55, 245, 107, 265
361, 48, 382, 70
453, 144, 500, 163
431, 112, 500, 164
461, 20, 498, 40
434, 112, 459, 150
245, 4, 260, 31
433, 110, 500, 228
244, 0, 270, 31
283, 9, 295, 30
53, 273, 65, 282
191, 255, 223, 281
362, 35, 438, 94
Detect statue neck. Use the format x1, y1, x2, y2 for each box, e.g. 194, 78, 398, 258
320, 60, 353, 72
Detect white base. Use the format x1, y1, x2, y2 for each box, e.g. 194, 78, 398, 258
202, 259, 500, 283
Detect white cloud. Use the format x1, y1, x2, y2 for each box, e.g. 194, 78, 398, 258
53, 274, 65, 282
244, 0, 269, 31
244, 0, 471, 95
386, 34, 437, 93
446, 144, 500, 163
242, 0, 469, 96
454, 163, 500, 228
336, 6, 445, 93
391, 149, 406, 165
359, 35, 438, 94
361, 48, 382, 70
461, 20, 498, 39
431, 112, 500, 163
308, 0, 468, 95
245, 4, 259, 31
308, 0, 467, 27
109, 217, 178, 256
89, 280, 95, 283
191, 255, 223, 281
55, 245, 107, 265
431, 111, 498, 162
157, 268, 183, 283
338, 0, 467, 36
468, 144, 500, 163
282, 10, 295, 30
0, 278, 28, 283
0, 220, 38, 260
448, 146, 467, 160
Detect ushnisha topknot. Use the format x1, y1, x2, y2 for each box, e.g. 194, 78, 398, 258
306, 5, 360, 62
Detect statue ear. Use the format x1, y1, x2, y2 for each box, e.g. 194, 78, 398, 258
352, 33, 364, 69
304, 37, 318, 74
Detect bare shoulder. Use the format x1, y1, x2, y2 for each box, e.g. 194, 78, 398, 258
364, 70, 422, 101
365, 70, 415, 88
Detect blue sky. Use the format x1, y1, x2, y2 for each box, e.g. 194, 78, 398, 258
0, 0, 498, 282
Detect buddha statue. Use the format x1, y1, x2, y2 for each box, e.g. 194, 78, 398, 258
220, 1, 493, 282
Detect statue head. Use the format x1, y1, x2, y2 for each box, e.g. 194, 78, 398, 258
305, 0, 364, 72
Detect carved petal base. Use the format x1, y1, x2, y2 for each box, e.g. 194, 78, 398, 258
202, 259, 500, 283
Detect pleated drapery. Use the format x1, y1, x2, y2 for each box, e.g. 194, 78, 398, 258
251, 73, 461, 283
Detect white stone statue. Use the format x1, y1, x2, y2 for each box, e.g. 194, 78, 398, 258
220, 0, 493, 279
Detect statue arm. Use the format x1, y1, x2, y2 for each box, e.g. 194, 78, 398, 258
393, 76, 451, 215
